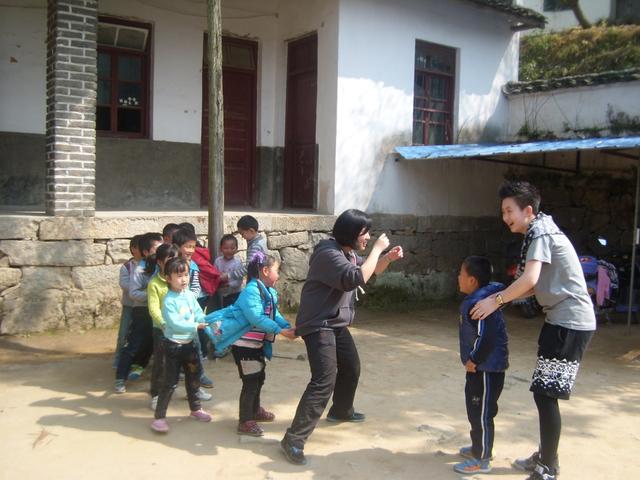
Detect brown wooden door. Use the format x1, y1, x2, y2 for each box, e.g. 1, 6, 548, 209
201, 37, 257, 207
284, 34, 317, 209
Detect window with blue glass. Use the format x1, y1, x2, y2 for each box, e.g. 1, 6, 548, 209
97, 18, 151, 137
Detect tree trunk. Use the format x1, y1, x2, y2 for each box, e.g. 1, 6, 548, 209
563, 0, 592, 29
206, 0, 224, 258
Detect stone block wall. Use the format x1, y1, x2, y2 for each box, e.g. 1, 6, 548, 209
0, 212, 515, 334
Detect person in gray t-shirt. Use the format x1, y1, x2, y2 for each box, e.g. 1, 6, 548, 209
471, 181, 595, 480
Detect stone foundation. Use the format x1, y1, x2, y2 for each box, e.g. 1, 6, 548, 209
0, 211, 514, 334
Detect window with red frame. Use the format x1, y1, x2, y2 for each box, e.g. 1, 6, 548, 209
97, 19, 151, 137
413, 40, 455, 145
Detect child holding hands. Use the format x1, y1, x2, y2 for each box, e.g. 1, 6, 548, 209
205, 252, 296, 437
151, 257, 212, 433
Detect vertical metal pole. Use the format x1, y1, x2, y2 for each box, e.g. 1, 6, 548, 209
627, 158, 640, 327
207, 0, 224, 258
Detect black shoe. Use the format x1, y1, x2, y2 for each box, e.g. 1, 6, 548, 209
513, 451, 540, 472
280, 438, 307, 465
326, 411, 365, 423
514, 452, 560, 475
526, 463, 557, 480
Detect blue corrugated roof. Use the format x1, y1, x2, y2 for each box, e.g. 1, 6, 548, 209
396, 136, 640, 160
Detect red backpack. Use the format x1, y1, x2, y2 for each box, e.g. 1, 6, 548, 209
192, 246, 221, 296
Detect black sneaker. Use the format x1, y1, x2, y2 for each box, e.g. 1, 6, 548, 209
280, 438, 307, 465
513, 451, 540, 472
326, 411, 365, 423
526, 463, 557, 480
514, 452, 560, 475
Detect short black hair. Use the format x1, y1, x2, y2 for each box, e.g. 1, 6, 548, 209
332, 209, 372, 248
220, 233, 238, 248
130, 234, 142, 253
237, 215, 259, 231
144, 243, 179, 275
178, 222, 196, 235
164, 257, 189, 277
498, 181, 541, 214
139, 232, 162, 256
172, 227, 197, 247
162, 223, 180, 238
462, 256, 493, 288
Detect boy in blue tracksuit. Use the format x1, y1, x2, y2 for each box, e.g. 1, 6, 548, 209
454, 256, 509, 475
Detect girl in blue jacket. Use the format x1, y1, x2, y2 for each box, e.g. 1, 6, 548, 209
205, 252, 296, 436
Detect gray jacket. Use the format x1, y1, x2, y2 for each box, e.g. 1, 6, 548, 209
295, 239, 365, 337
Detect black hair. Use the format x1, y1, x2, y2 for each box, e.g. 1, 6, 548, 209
138, 232, 163, 256
462, 256, 493, 288
498, 181, 541, 214
162, 223, 180, 238
164, 257, 189, 278
178, 222, 196, 235
144, 243, 179, 275
247, 252, 278, 281
332, 209, 372, 248
130, 234, 142, 254
220, 233, 238, 248
237, 215, 259, 231
172, 227, 197, 247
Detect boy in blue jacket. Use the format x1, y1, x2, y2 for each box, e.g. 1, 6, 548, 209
454, 256, 509, 475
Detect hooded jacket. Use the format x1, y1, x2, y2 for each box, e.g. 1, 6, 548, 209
294, 238, 365, 337
459, 282, 509, 372
203, 278, 290, 359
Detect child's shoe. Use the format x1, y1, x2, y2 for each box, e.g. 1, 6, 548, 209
190, 409, 212, 422
114, 379, 126, 393
459, 446, 494, 460
150, 395, 158, 411
255, 406, 275, 422
128, 364, 144, 380
150, 418, 169, 433
185, 387, 213, 401
453, 458, 492, 474
200, 373, 214, 388
237, 420, 264, 437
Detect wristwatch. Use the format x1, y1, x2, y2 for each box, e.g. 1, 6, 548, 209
495, 293, 505, 307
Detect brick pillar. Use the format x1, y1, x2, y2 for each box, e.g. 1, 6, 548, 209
45, 0, 97, 217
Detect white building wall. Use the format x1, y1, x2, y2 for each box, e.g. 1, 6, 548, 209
334, 0, 519, 215
518, 0, 614, 32
507, 81, 640, 139
0, 4, 46, 135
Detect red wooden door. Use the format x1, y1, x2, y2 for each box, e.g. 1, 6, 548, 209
201, 37, 257, 207
284, 34, 317, 209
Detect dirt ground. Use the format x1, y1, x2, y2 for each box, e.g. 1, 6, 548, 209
0, 306, 639, 480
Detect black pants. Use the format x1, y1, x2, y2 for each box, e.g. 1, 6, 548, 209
284, 327, 361, 449
535, 393, 561, 473
115, 306, 153, 381
231, 345, 266, 422
150, 327, 165, 397
465, 371, 505, 460
154, 339, 201, 419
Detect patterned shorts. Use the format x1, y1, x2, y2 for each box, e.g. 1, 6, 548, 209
530, 322, 594, 400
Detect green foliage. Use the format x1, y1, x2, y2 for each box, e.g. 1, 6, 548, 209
607, 106, 640, 134
520, 25, 640, 81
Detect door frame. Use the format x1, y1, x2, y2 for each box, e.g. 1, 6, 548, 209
200, 35, 258, 207
283, 32, 318, 210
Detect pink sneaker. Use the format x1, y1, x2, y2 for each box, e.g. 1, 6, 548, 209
151, 418, 169, 433
190, 409, 212, 422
